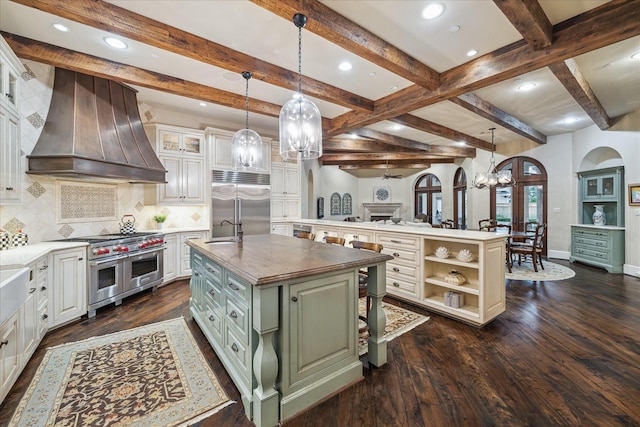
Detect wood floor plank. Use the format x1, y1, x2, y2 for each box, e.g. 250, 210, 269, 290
1, 260, 639, 427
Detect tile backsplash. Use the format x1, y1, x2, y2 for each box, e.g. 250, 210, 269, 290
0, 59, 208, 243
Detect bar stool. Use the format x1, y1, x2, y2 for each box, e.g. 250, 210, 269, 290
349, 240, 384, 334
324, 236, 345, 246
295, 231, 315, 240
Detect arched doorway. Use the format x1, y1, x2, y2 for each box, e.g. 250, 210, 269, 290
414, 173, 442, 224
453, 168, 467, 229
490, 157, 547, 252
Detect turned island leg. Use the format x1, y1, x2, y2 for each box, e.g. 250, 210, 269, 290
253, 286, 280, 427
366, 262, 387, 367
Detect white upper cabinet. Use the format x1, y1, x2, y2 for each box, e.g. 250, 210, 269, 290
207, 127, 271, 174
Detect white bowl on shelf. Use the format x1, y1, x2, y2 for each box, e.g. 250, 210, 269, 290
435, 246, 450, 259
456, 249, 474, 262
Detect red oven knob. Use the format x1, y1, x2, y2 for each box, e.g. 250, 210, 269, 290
140, 243, 147, 249
122, 247, 129, 252
113, 246, 121, 252
104, 248, 110, 254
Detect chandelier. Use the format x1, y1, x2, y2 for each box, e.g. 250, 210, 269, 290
279, 13, 322, 160
472, 128, 516, 189
232, 71, 263, 170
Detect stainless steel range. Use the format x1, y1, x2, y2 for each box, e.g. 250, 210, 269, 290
59, 232, 165, 317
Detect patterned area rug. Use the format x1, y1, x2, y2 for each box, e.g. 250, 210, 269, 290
506, 260, 575, 281
9, 318, 232, 427
358, 300, 429, 356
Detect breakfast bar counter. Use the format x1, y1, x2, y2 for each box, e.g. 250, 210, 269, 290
187, 234, 392, 427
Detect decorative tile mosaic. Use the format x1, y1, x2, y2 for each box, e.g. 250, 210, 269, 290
135, 201, 144, 212
27, 181, 47, 198
58, 224, 75, 238
3, 217, 26, 234
58, 181, 118, 222
21, 64, 36, 81
191, 212, 201, 222
26, 112, 45, 129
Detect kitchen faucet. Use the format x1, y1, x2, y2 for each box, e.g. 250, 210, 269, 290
220, 220, 244, 242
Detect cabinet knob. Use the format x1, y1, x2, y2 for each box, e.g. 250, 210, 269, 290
78, 258, 83, 261
41, 286, 47, 291
42, 314, 48, 320
229, 310, 238, 319
0, 340, 8, 347
392, 282, 400, 287
208, 290, 215, 296
393, 267, 400, 272
231, 343, 239, 352
208, 315, 215, 321
393, 252, 400, 258
291, 296, 298, 302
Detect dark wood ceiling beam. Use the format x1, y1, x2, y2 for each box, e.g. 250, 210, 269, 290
389, 114, 494, 150
321, 153, 460, 163
327, 1, 640, 138
10, 0, 374, 113
353, 128, 476, 157
450, 94, 547, 144
338, 163, 434, 170
1, 32, 287, 119
324, 138, 412, 153
250, 0, 440, 90
493, 0, 553, 50
548, 59, 611, 129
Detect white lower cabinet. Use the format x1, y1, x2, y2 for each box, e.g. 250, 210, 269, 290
0, 311, 20, 403
179, 231, 208, 276
162, 233, 178, 283
49, 248, 87, 328
377, 232, 422, 301
341, 227, 375, 247
271, 222, 292, 236
162, 231, 209, 284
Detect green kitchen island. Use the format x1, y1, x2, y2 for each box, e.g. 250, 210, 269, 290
187, 234, 392, 427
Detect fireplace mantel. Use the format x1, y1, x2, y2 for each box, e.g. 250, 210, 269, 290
362, 203, 402, 221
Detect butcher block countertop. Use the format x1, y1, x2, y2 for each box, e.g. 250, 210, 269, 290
187, 233, 392, 286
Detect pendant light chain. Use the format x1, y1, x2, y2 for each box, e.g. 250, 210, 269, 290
297, 25, 303, 94
244, 74, 250, 129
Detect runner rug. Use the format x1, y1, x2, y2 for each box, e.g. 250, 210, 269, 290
8, 318, 233, 427
358, 299, 429, 356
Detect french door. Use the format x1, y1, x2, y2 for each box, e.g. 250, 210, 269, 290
490, 157, 547, 252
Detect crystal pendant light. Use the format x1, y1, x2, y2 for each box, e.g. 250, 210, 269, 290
472, 128, 516, 189
232, 71, 263, 170
279, 13, 322, 160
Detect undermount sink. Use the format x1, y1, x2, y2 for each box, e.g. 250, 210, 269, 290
0, 267, 29, 325
204, 237, 240, 245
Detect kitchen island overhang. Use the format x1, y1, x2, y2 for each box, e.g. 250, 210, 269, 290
187, 234, 392, 427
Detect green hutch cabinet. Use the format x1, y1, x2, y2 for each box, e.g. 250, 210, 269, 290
570, 167, 625, 273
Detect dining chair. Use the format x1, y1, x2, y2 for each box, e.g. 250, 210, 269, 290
510, 223, 547, 272
478, 218, 497, 231
349, 240, 384, 333
324, 236, 345, 246
442, 219, 455, 229
295, 231, 316, 240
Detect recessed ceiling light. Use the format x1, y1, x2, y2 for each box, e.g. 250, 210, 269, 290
390, 85, 399, 91
457, 141, 466, 146
199, 102, 207, 107
338, 61, 352, 71
222, 72, 242, 81
422, 3, 444, 20
518, 82, 537, 91
369, 72, 377, 78
104, 37, 128, 49
52, 23, 69, 32
390, 123, 403, 131
466, 49, 478, 57
449, 25, 461, 33
563, 117, 578, 124
631, 52, 640, 60
151, 53, 160, 59
349, 133, 358, 139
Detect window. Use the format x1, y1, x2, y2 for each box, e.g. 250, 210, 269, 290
415, 173, 442, 224
453, 168, 467, 229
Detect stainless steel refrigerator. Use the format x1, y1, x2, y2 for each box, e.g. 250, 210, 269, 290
211, 169, 271, 238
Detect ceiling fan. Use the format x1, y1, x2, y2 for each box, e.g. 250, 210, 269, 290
382, 161, 403, 180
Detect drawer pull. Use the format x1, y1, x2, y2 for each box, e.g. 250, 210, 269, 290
208, 315, 215, 321
41, 286, 47, 291
208, 289, 215, 296
291, 296, 298, 302
42, 313, 48, 320
29, 287, 36, 294
39, 265, 48, 270
392, 282, 400, 287
194, 272, 200, 277
393, 267, 400, 272
231, 343, 239, 352
393, 252, 400, 257
0, 340, 8, 347
206, 267, 217, 273
390, 239, 402, 244
230, 310, 238, 319
228, 283, 240, 291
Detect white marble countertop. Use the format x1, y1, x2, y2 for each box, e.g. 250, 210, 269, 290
291, 219, 506, 242
140, 227, 209, 234
0, 242, 89, 268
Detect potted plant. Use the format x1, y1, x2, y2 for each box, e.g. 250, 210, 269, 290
152, 214, 167, 229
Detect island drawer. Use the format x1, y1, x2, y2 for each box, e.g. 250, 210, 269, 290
226, 272, 251, 305
204, 277, 222, 309
204, 307, 223, 343
225, 297, 249, 344
224, 326, 251, 382
386, 262, 417, 281
387, 275, 418, 299
377, 233, 420, 249
382, 246, 419, 266
204, 259, 223, 283
572, 246, 610, 262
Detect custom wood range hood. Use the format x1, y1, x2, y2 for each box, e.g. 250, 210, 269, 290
27, 68, 166, 183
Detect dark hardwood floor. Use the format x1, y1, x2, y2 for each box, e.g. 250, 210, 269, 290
1, 260, 639, 426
